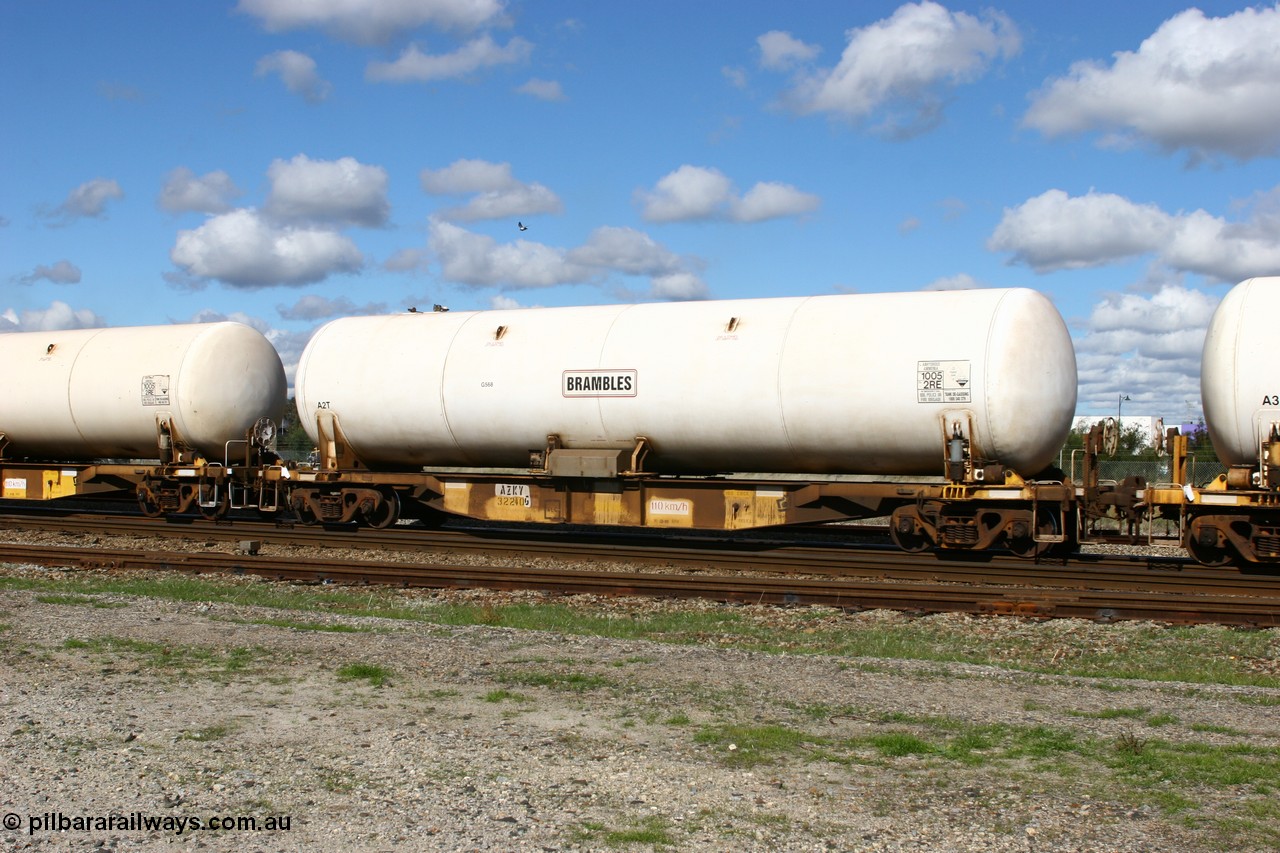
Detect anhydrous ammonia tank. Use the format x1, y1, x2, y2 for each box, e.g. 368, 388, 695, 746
0, 322, 286, 461
295, 289, 1077, 476
1201, 276, 1280, 466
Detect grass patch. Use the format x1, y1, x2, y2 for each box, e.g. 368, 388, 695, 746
492, 669, 612, 692
35, 593, 126, 609
336, 662, 391, 687
1192, 722, 1248, 737
7, 567, 1280, 850
612, 655, 656, 667
867, 732, 935, 758
1070, 706, 1149, 720
827, 718, 1080, 769
179, 723, 234, 741
572, 815, 675, 848
60, 635, 266, 679
707, 708, 1280, 847
3, 571, 1276, 688
1104, 738, 1280, 792
217, 615, 375, 633
695, 723, 824, 767
605, 815, 675, 847
483, 689, 529, 703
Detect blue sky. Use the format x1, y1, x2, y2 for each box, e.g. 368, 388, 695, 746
3, 1, 1279, 422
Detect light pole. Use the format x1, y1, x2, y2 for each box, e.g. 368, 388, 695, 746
1117, 393, 1130, 434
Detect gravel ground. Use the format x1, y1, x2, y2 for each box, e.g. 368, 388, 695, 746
2, 560, 1279, 853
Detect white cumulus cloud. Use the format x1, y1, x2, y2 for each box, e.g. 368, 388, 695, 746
429, 219, 586, 288
490, 295, 525, 310
237, 0, 505, 44
767, 1, 1019, 137
1073, 284, 1219, 418
366, 35, 531, 83
731, 182, 821, 223
922, 273, 983, 291
44, 178, 124, 224
421, 159, 517, 194
428, 220, 706, 299
383, 248, 429, 273
264, 155, 390, 227
1162, 208, 1280, 284
649, 272, 708, 301
1024, 6, 1280, 163
276, 294, 387, 320
420, 159, 562, 221
158, 167, 243, 214
171, 209, 363, 288
18, 260, 82, 285
255, 50, 332, 103
989, 187, 1280, 282
757, 31, 820, 71
988, 189, 1173, 273
515, 78, 565, 101
0, 301, 106, 332
637, 165, 819, 223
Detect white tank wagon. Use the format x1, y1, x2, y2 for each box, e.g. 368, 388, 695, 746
1201, 277, 1280, 468
295, 288, 1077, 478
0, 322, 286, 462
1183, 276, 1280, 564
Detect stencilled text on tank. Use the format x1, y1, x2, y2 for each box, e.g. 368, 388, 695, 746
563, 369, 638, 397
141, 375, 171, 406
495, 483, 532, 507
916, 361, 971, 404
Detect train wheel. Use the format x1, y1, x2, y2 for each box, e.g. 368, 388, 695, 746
890, 514, 931, 553
1006, 536, 1042, 559
138, 491, 163, 519
365, 489, 401, 530
291, 495, 319, 526
1186, 536, 1233, 567
1007, 509, 1059, 560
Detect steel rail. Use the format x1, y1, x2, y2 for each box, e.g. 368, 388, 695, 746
0, 510, 1271, 599
0, 541, 1277, 627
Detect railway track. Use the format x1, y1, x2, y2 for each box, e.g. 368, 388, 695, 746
1, 509, 1278, 626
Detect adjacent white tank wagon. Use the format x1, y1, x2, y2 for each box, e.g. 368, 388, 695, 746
1201, 276, 1280, 467
11, 280, 1280, 567
0, 322, 286, 462
1179, 276, 1280, 564
295, 288, 1078, 477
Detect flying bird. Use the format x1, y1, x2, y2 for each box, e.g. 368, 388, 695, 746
518, 222, 528, 231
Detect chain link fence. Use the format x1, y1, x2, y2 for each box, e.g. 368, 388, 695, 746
275, 438, 316, 465
1062, 452, 1227, 488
